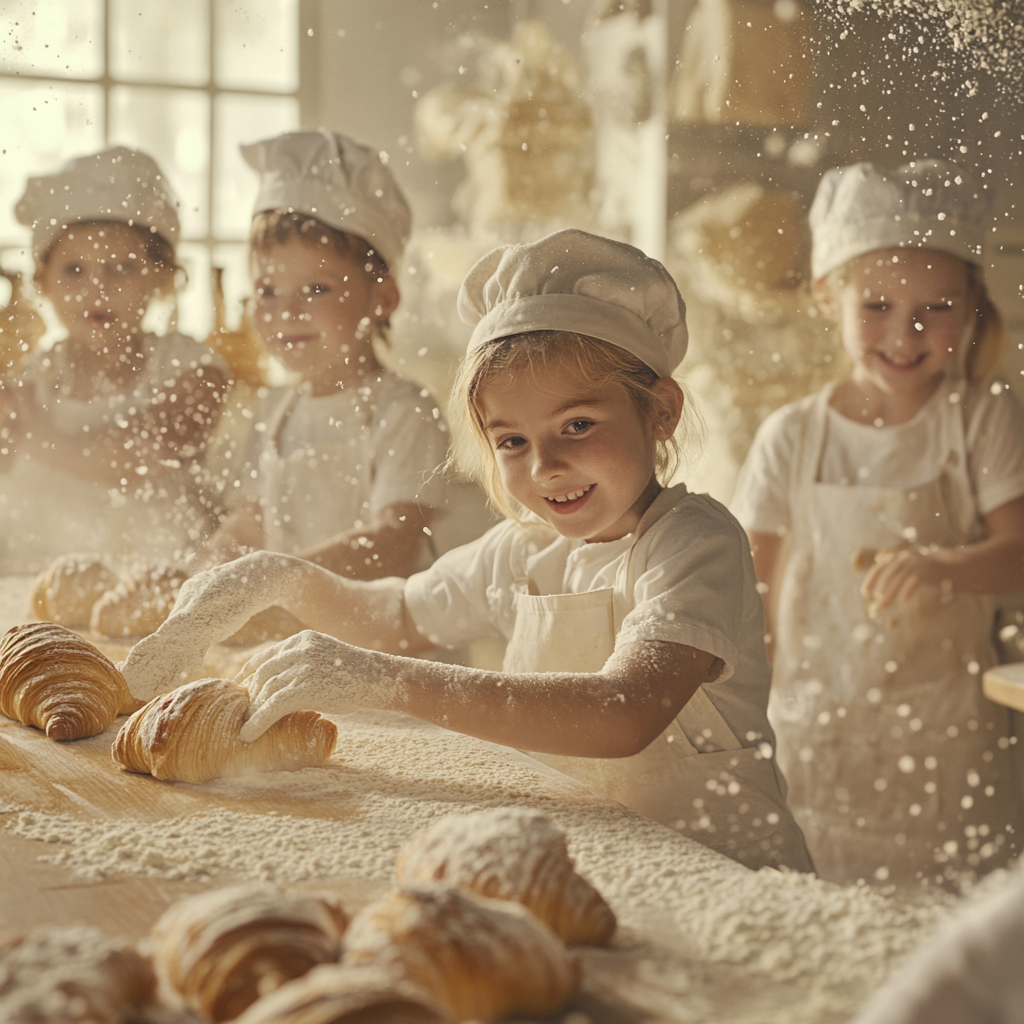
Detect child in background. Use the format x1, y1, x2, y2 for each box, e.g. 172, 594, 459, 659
125, 229, 814, 873
0, 147, 227, 572
732, 160, 1024, 887
204, 131, 447, 580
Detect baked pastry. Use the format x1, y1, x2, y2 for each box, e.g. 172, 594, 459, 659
395, 808, 615, 945
112, 677, 337, 783
29, 554, 119, 628
150, 885, 349, 1022
90, 563, 189, 638
0, 622, 132, 740
342, 886, 579, 1022
0, 924, 155, 1023
233, 965, 452, 1024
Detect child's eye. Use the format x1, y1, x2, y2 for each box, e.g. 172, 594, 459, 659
927, 301, 954, 312
863, 302, 888, 312
301, 284, 330, 297
496, 435, 526, 451
255, 286, 275, 300
567, 419, 592, 434
63, 263, 82, 276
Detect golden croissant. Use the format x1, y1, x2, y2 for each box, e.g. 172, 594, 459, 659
0, 622, 132, 740
90, 563, 189, 639
0, 924, 155, 1023
150, 885, 350, 1022
112, 677, 337, 783
395, 808, 616, 945
30, 554, 119, 628
233, 965, 452, 1024
343, 885, 579, 1022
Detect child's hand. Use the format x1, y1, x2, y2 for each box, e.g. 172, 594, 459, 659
237, 631, 386, 742
859, 544, 948, 617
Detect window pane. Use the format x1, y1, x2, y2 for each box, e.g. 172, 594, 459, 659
213, 93, 298, 240
109, 86, 210, 240
0, 81, 104, 247
0, 0, 103, 79
215, 0, 298, 93
109, 0, 210, 86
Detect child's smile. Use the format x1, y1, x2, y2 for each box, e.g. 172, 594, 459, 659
479, 358, 665, 543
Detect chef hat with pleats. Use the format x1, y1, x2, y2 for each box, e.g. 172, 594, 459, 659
810, 159, 988, 281
16, 146, 180, 263
241, 130, 412, 269
457, 228, 688, 377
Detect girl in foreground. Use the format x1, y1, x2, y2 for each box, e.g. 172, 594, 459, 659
125, 229, 813, 872
732, 160, 1024, 887
0, 147, 227, 571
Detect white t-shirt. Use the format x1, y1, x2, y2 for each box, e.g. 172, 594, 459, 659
0, 332, 226, 572
732, 380, 1024, 535
238, 372, 448, 554
405, 484, 776, 749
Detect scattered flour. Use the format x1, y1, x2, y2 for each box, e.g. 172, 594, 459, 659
2, 710, 952, 1020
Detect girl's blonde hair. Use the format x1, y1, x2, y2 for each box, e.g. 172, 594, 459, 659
963, 266, 1005, 383
450, 331, 695, 521
249, 210, 394, 343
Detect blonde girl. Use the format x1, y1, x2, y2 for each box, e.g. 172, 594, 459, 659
0, 147, 227, 571
125, 229, 813, 873
204, 131, 447, 580
732, 160, 1024, 888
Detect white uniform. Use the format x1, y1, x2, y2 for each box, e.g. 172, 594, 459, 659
406, 483, 813, 872
0, 332, 224, 573
733, 378, 1024, 886
237, 372, 448, 556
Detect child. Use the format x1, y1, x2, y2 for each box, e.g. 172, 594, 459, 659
125, 228, 813, 873
0, 147, 227, 572
204, 131, 447, 580
731, 160, 1024, 887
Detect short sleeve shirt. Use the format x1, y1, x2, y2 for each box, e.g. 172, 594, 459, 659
405, 484, 776, 749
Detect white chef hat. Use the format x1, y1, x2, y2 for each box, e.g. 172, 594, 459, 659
16, 146, 180, 263
241, 130, 412, 269
810, 159, 988, 281
457, 228, 688, 377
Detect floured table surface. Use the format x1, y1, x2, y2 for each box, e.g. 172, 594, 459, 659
0, 576, 951, 1023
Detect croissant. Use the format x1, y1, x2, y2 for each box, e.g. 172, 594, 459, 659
90, 563, 189, 639
0, 622, 132, 740
233, 965, 452, 1024
342, 885, 579, 1022
395, 808, 616, 945
29, 554, 119, 628
0, 925, 155, 1023
112, 677, 337, 783
150, 885, 349, 1022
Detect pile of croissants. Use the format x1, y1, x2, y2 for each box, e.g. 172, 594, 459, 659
0, 809, 617, 1024
0, 620, 336, 781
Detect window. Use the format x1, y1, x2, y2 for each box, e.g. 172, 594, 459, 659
0, 0, 300, 338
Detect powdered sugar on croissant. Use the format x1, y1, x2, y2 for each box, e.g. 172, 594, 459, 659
0, 622, 132, 740
234, 964, 453, 1024
112, 677, 336, 783
343, 885, 579, 1022
150, 885, 349, 1022
0, 925, 155, 1023
395, 808, 616, 945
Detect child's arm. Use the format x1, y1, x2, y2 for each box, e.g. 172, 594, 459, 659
295, 503, 434, 580
862, 495, 1024, 611
238, 630, 717, 757
11, 368, 227, 486
748, 530, 784, 662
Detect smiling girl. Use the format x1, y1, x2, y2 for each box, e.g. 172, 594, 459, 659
732, 160, 1024, 887
125, 228, 813, 873
0, 147, 227, 571
203, 131, 446, 580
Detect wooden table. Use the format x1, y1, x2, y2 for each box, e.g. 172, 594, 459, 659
983, 662, 1024, 713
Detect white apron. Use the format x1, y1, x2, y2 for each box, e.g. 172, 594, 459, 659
257, 386, 374, 555
773, 382, 1021, 887
502, 509, 814, 873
